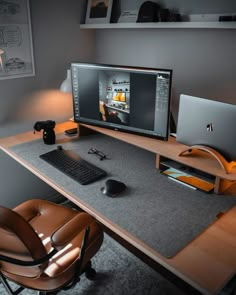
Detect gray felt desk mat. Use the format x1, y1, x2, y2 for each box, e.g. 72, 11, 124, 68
10, 133, 236, 258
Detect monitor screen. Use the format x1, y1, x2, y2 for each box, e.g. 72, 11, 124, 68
176, 94, 236, 161
71, 63, 172, 140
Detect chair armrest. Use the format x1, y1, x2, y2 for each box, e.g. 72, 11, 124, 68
51, 212, 95, 249
0, 249, 57, 267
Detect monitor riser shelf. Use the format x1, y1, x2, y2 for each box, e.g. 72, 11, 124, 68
78, 123, 236, 195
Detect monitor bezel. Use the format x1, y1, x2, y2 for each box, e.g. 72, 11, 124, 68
71, 62, 173, 141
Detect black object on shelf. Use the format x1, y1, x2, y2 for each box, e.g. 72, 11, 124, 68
137, 1, 161, 22
159, 8, 169, 22
219, 15, 233, 22
167, 11, 182, 22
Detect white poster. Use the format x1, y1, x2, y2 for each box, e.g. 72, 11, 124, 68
0, 0, 35, 80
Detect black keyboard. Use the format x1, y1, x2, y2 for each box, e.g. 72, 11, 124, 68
39, 148, 107, 185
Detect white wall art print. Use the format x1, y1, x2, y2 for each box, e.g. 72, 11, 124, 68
0, 0, 35, 80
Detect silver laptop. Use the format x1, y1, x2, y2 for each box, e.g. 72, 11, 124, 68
176, 94, 236, 162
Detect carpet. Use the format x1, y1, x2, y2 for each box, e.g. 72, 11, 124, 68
10, 133, 236, 258
1, 234, 236, 295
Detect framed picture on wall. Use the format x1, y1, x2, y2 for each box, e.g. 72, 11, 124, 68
85, 0, 113, 24
0, 0, 35, 80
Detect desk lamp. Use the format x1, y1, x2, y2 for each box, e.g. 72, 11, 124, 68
60, 69, 77, 135
0, 48, 5, 71
60, 69, 72, 93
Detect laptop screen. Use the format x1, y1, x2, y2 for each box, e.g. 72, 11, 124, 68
176, 94, 236, 162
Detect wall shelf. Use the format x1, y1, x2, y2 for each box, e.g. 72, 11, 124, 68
80, 22, 236, 30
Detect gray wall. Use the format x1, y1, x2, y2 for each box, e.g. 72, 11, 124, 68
95, 0, 236, 121
95, 29, 236, 120
0, 0, 95, 207
0, 0, 95, 133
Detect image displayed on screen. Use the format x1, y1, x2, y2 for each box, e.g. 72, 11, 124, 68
71, 63, 172, 140
99, 71, 130, 126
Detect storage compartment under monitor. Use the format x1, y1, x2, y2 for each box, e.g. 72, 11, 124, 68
160, 159, 215, 192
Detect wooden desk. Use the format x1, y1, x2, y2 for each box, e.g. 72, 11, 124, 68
0, 121, 236, 295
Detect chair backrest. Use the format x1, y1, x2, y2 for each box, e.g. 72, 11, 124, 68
0, 206, 48, 278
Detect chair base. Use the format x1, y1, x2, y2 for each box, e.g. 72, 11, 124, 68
84, 260, 97, 280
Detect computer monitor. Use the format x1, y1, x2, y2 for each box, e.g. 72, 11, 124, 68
176, 94, 236, 161
71, 63, 172, 141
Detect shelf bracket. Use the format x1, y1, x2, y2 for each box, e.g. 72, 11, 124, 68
178, 145, 236, 174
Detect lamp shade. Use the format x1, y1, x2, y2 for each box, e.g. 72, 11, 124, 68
60, 69, 72, 93
0, 48, 5, 71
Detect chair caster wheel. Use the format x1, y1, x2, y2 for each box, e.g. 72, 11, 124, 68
85, 267, 96, 280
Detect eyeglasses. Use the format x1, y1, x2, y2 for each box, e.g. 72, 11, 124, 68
88, 148, 107, 160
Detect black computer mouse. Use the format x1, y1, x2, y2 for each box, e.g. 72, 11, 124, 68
101, 179, 126, 197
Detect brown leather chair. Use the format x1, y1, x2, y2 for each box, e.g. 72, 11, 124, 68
0, 199, 104, 294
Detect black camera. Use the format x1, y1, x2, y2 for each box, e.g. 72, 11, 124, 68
33, 120, 56, 145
